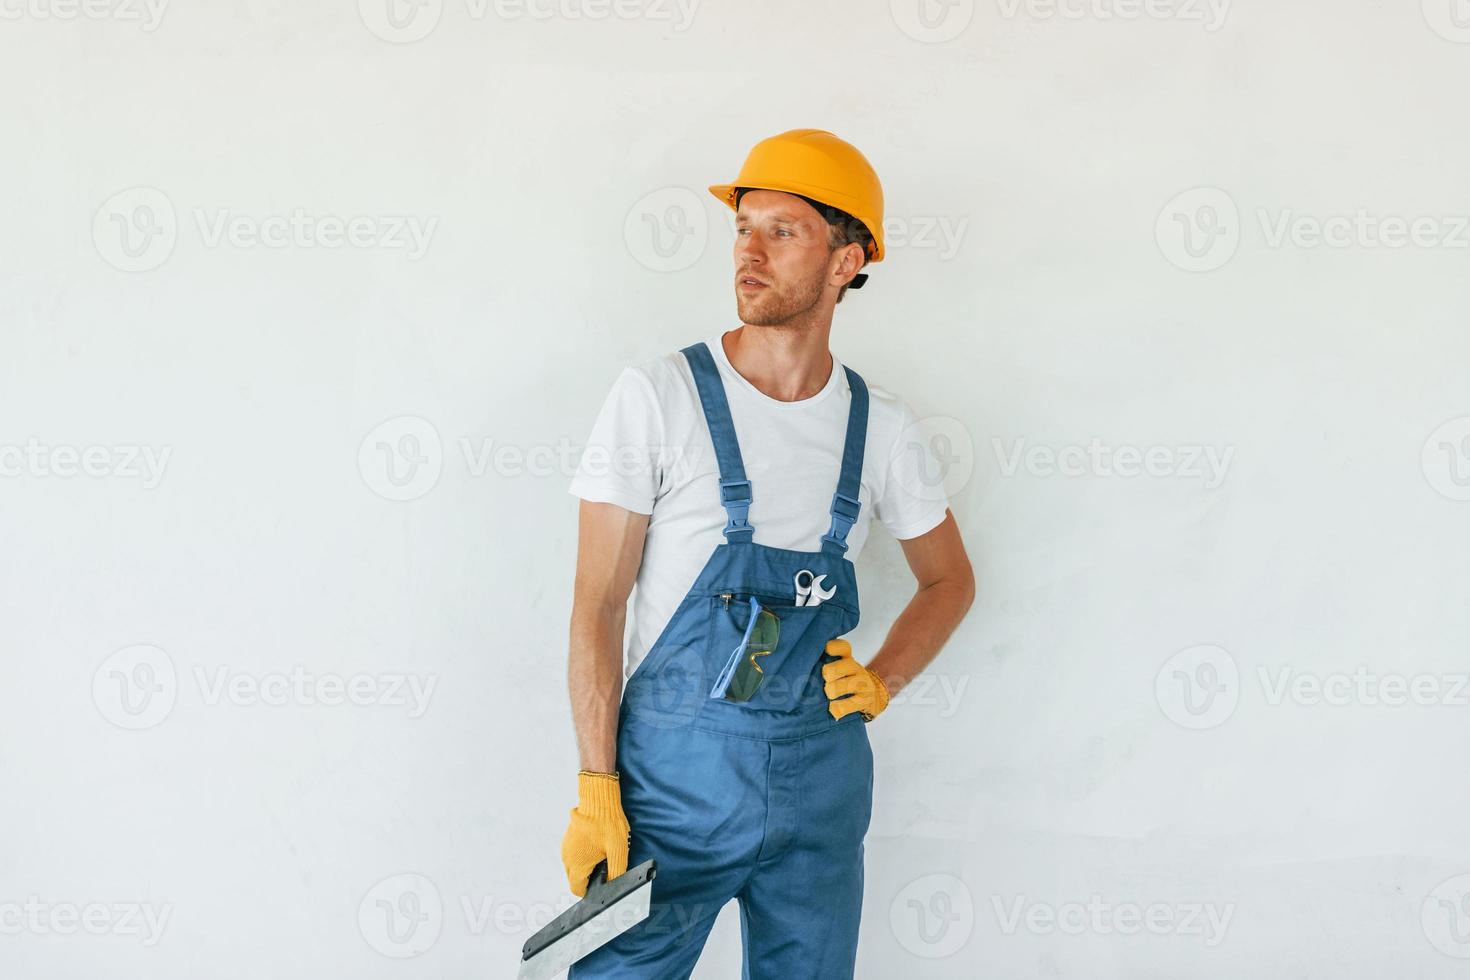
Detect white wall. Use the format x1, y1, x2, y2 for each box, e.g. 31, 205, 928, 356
4, 1, 1469, 977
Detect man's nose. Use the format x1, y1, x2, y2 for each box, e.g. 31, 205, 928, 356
735, 230, 766, 264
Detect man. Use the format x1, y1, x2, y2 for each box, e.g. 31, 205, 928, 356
561, 129, 975, 978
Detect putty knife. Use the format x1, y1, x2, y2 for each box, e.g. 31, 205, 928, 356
517, 859, 657, 980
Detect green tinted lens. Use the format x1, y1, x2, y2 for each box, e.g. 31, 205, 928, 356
726, 609, 781, 702
749, 609, 779, 652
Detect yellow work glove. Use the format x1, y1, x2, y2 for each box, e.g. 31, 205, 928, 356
822, 639, 890, 722
560, 770, 631, 897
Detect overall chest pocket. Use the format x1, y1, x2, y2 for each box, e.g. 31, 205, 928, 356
705, 592, 839, 713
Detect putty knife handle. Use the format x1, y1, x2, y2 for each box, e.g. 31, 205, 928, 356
586, 859, 609, 894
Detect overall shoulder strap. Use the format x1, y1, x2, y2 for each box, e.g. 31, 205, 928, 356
821, 365, 869, 556
680, 342, 754, 543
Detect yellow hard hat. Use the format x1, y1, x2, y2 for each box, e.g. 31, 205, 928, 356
709, 128, 886, 263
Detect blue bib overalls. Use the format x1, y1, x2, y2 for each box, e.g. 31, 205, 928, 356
570, 342, 874, 979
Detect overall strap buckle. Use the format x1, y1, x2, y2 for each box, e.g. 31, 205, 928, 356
820, 490, 862, 555
820, 365, 870, 556
719, 478, 754, 541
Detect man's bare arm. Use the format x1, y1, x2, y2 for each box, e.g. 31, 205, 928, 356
568, 500, 649, 772
865, 510, 976, 697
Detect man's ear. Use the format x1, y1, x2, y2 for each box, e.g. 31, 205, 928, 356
832, 242, 866, 287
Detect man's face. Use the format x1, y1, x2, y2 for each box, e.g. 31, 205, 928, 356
732, 190, 837, 327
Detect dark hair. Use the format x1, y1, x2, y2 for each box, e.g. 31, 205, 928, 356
734, 188, 873, 301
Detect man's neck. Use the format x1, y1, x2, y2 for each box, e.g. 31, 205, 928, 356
721, 324, 834, 403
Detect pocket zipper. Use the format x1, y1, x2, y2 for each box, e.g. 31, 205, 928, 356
716, 590, 801, 612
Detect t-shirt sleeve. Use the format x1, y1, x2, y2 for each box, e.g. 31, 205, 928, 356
567, 367, 665, 515
873, 398, 952, 540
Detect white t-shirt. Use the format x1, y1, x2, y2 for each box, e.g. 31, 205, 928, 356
568, 330, 951, 678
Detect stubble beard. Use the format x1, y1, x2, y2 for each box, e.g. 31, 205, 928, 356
736, 269, 827, 328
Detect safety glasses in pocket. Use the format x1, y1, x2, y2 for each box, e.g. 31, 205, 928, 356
709, 596, 781, 703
